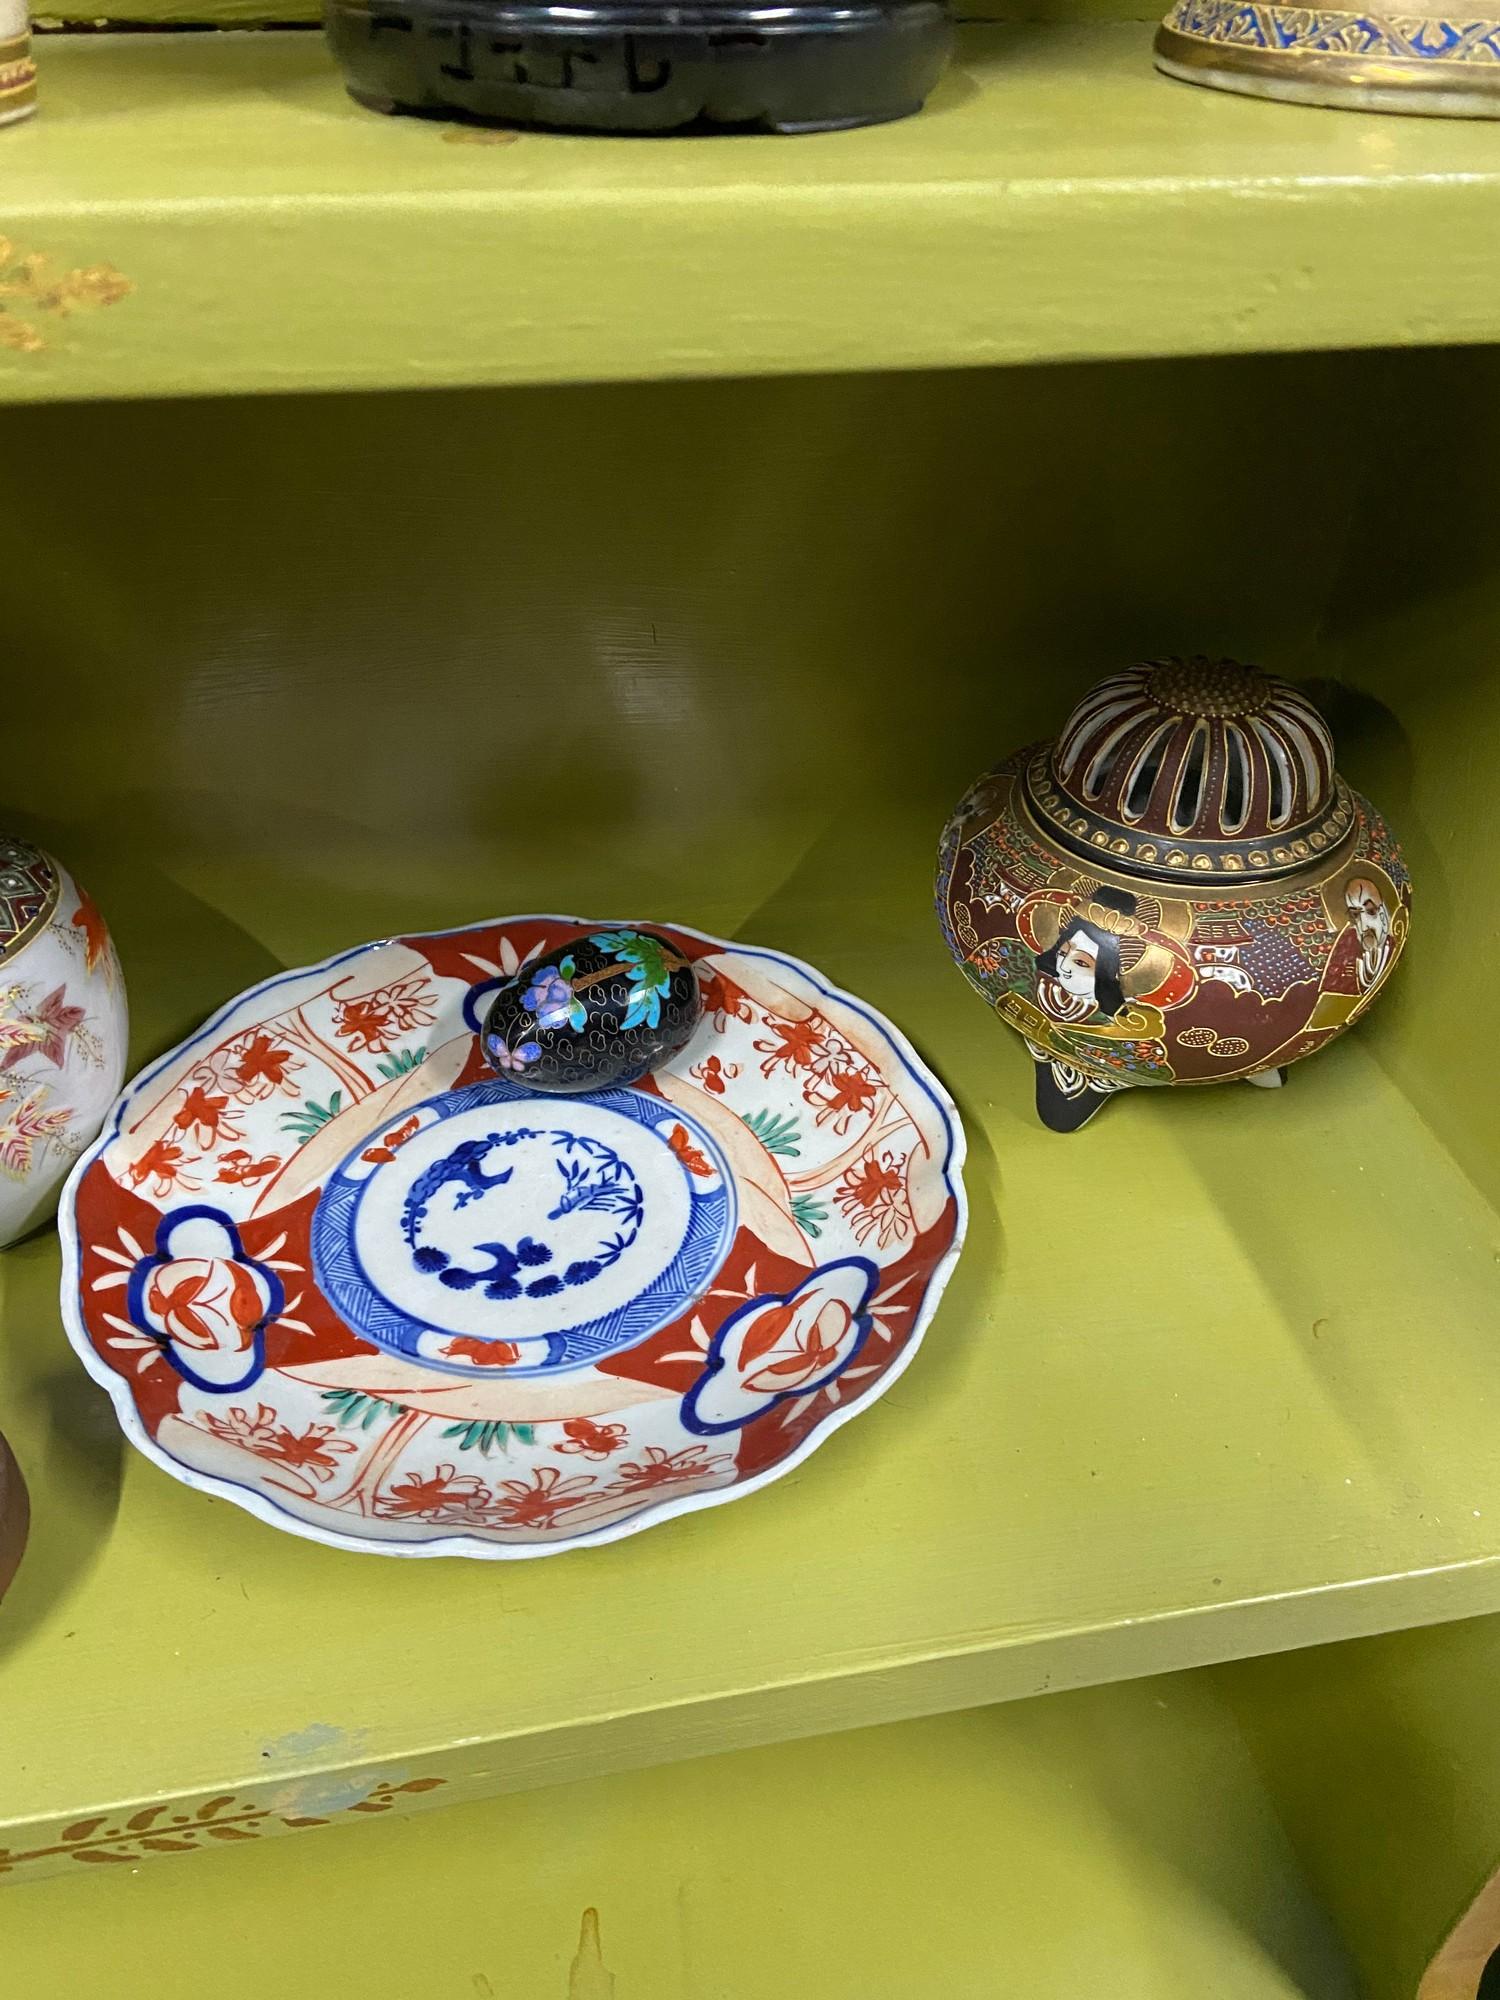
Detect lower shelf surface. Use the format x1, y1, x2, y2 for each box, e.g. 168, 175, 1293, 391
1, 862, 1498, 1875
3, 1679, 1358, 2000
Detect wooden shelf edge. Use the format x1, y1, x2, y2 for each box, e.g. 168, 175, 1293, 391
2, 26, 1499, 404
7, 1548, 1500, 1882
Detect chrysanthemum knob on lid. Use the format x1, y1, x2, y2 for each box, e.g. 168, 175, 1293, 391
936, 656, 1411, 1132
0, 835, 127, 1243
481, 927, 703, 1094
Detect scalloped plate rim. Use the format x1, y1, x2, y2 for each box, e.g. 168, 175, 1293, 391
58, 914, 969, 1561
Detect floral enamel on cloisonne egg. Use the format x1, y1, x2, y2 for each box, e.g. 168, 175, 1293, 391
481, 928, 703, 1094
936, 657, 1411, 1132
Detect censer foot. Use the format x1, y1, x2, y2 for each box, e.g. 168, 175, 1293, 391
1245, 1068, 1289, 1090
1033, 1057, 1124, 1134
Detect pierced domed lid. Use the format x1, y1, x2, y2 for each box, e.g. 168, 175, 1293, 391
1023, 658, 1356, 885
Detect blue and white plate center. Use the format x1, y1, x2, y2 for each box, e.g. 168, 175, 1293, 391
312, 1078, 735, 1375
364, 1107, 687, 1340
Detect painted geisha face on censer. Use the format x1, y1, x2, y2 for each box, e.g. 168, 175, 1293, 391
1036, 918, 1127, 1024
1053, 931, 1098, 1000
1345, 876, 1392, 987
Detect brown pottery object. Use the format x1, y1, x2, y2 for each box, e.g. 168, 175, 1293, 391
0, 1429, 29, 1603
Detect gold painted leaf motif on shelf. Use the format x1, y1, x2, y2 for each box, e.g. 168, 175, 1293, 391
0, 237, 131, 355
0, 1775, 448, 1876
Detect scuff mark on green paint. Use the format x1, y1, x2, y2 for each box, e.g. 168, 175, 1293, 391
261, 1721, 367, 1762
267, 1772, 379, 1818
259, 1722, 377, 1816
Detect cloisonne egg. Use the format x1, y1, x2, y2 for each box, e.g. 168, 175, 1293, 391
481, 927, 703, 1094
936, 657, 1411, 1133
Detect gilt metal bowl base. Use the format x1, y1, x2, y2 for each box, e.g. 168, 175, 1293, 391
1155, 6, 1500, 117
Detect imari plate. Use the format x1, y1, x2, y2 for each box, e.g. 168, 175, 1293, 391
59, 919, 967, 1559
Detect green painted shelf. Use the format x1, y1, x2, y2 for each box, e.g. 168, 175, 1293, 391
3, 23, 1500, 403
1217, 1615, 1500, 2000
3, 1674, 1357, 2000
3, 860, 1499, 1863
1, 352, 1497, 1884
